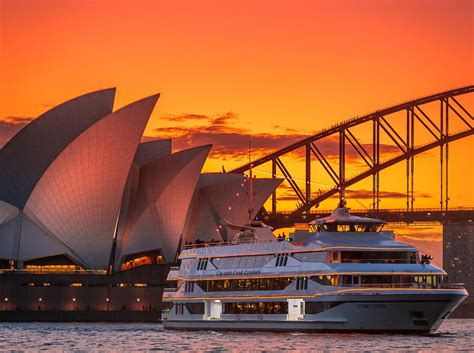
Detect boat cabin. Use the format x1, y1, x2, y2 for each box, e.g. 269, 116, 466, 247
310, 204, 386, 233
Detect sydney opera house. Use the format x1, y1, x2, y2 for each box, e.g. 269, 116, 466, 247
0, 89, 280, 321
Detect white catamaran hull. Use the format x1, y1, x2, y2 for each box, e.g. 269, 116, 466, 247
163, 291, 466, 333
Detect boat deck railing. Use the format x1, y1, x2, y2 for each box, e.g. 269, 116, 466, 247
163, 287, 178, 292
341, 282, 464, 289
182, 239, 280, 250
340, 259, 417, 264
441, 282, 465, 289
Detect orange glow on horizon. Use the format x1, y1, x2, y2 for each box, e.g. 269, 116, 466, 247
1, 0, 472, 261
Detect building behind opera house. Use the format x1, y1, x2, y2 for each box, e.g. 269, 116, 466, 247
0, 89, 280, 321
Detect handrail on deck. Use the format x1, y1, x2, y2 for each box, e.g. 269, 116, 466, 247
341, 282, 464, 289
182, 239, 279, 250
340, 259, 417, 264
163, 287, 178, 292
441, 283, 465, 289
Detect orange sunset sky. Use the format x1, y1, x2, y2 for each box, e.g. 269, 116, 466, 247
1, 0, 473, 263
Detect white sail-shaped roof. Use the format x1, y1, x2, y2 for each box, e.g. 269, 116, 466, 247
113, 140, 173, 268
0, 89, 116, 263
23, 95, 159, 269
0, 88, 116, 209
185, 173, 282, 242
0, 215, 21, 260
17, 214, 80, 263
134, 139, 172, 167
118, 145, 211, 263
0, 201, 19, 225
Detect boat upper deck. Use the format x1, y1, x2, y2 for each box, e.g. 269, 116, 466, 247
171, 203, 449, 281
179, 230, 416, 259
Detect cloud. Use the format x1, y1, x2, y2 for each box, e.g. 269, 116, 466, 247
311, 135, 400, 163
147, 112, 403, 165
2, 116, 34, 124
276, 185, 303, 202
148, 112, 308, 160
0, 116, 34, 148
345, 189, 432, 200
398, 234, 442, 243
391, 225, 443, 265
392, 225, 442, 242
268, 184, 432, 205
160, 113, 211, 122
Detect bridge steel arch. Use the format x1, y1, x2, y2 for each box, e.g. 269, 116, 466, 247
231, 85, 474, 216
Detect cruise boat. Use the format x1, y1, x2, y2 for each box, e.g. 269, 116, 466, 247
162, 202, 467, 333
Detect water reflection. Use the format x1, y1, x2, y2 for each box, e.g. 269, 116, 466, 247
0, 319, 472, 351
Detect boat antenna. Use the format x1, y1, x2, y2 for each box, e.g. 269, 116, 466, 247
248, 140, 253, 223
338, 186, 346, 208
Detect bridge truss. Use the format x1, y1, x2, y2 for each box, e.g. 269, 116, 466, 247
231, 85, 474, 217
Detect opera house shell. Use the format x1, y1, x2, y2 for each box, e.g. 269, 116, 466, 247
0, 89, 281, 274
184, 173, 282, 243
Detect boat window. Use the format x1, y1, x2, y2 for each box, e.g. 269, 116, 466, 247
212, 255, 274, 269
340, 251, 418, 264
339, 274, 444, 288
337, 225, 346, 232
361, 275, 392, 285
223, 302, 288, 314
174, 303, 185, 315
197, 258, 209, 270
322, 223, 337, 232
275, 254, 289, 267
293, 252, 325, 262
320, 223, 384, 232
197, 277, 293, 292
184, 282, 195, 293
310, 275, 338, 286
341, 275, 352, 286
296, 277, 308, 290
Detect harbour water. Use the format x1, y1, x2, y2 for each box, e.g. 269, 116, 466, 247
0, 319, 473, 351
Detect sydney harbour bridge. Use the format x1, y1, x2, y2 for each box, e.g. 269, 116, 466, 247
230, 85, 474, 229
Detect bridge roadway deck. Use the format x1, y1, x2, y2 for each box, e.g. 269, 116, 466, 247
260, 208, 474, 229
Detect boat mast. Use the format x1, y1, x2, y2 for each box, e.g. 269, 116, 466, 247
339, 187, 346, 208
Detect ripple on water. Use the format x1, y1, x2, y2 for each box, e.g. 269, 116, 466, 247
0, 319, 473, 351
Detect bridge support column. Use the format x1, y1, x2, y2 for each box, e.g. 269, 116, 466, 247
272, 158, 277, 214
373, 117, 380, 210
339, 129, 345, 204
445, 97, 449, 211
406, 108, 415, 211
305, 143, 311, 210
410, 108, 415, 211
440, 97, 450, 211
440, 99, 444, 210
